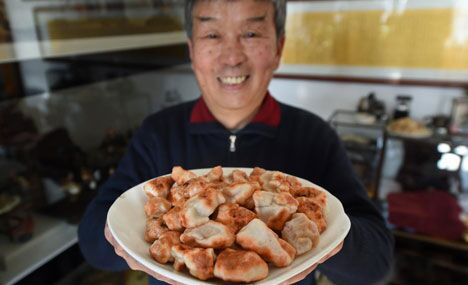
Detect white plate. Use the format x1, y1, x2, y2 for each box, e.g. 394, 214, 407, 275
107, 168, 351, 285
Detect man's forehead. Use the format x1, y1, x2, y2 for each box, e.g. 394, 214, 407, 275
194, 0, 271, 4
193, 0, 273, 20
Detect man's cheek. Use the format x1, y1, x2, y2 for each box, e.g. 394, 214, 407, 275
201, 44, 220, 57
253, 45, 276, 63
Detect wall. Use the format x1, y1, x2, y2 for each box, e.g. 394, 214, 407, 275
270, 79, 465, 121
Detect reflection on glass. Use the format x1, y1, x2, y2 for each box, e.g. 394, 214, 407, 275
437, 142, 451, 153
0, 0, 186, 62
437, 152, 461, 171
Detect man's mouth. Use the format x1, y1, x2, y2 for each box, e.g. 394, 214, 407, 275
218, 75, 249, 85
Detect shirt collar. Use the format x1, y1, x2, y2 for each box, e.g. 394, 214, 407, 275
190, 92, 281, 128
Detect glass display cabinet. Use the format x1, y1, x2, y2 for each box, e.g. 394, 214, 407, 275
329, 109, 387, 200
386, 132, 468, 285
331, 109, 468, 284
0, 1, 190, 284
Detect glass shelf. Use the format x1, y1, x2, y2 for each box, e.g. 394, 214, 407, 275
393, 230, 468, 252
0, 214, 77, 285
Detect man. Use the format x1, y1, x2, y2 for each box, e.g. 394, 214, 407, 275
78, 0, 394, 284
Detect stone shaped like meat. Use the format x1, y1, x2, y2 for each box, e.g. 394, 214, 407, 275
296, 197, 327, 233
291, 186, 327, 209
171, 245, 216, 280
171, 166, 197, 185
180, 188, 225, 228
214, 248, 268, 282
180, 220, 235, 248
162, 206, 184, 232
282, 213, 320, 255
223, 182, 258, 205
236, 218, 296, 267
253, 191, 299, 230
144, 197, 172, 218
143, 175, 174, 199
215, 203, 256, 233
203, 166, 223, 182
144, 217, 169, 243
149, 231, 181, 264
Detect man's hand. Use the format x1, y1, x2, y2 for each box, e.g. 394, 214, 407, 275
279, 241, 344, 285
104, 223, 183, 285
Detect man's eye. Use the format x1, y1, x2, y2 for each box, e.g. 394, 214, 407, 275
206, 33, 219, 39
244, 32, 257, 38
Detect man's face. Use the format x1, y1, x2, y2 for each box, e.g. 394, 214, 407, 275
188, 0, 284, 115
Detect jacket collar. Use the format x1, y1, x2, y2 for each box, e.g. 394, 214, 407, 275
189, 92, 280, 137
190, 91, 280, 124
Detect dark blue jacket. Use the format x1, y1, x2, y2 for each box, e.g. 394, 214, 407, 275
78, 94, 393, 285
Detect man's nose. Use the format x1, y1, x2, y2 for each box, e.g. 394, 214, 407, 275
220, 37, 247, 67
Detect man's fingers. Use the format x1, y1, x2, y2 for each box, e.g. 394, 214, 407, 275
282, 244, 343, 285
104, 223, 181, 284
150, 272, 182, 285
279, 264, 318, 285
318, 241, 344, 264
114, 245, 126, 257
104, 223, 117, 246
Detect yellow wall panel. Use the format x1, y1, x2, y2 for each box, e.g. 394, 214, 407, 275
283, 8, 468, 70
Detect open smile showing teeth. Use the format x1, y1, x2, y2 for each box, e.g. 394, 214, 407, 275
219, 75, 248, 85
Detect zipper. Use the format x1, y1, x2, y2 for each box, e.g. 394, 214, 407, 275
229, 135, 237, 152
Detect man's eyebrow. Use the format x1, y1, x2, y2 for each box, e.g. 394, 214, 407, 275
195, 16, 217, 23
246, 14, 266, 23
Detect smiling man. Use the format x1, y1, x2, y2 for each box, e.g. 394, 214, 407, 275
78, 1, 394, 285
188, 0, 284, 130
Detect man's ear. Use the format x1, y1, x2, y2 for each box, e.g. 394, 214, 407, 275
274, 35, 286, 69
277, 35, 286, 59
187, 38, 194, 61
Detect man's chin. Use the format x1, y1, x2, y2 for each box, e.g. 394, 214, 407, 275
219, 102, 250, 111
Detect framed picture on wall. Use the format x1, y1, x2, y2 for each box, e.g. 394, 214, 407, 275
449, 97, 468, 136
32, 1, 186, 58
278, 0, 468, 87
